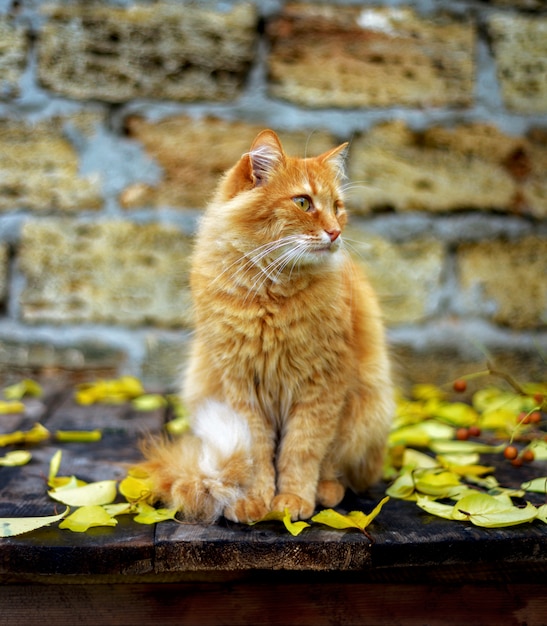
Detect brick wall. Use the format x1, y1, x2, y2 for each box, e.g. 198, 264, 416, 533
0, 0, 546, 390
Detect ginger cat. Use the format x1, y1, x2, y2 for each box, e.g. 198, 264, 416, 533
142, 130, 394, 523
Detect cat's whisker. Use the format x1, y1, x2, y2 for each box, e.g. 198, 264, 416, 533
211, 236, 301, 293
340, 238, 372, 262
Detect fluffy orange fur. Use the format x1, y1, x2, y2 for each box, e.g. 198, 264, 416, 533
142, 130, 394, 523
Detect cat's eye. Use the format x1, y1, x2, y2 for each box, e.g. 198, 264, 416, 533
293, 196, 313, 212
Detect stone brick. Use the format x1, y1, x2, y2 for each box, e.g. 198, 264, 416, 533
38, 3, 257, 103
122, 116, 336, 209
0, 17, 27, 100
141, 333, 191, 390
348, 121, 547, 218
0, 339, 126, 387
393, 343, 547, 395
0, 243, 7, 304
346, 229, 445, 325
488, 13, 547, 114
485, 0, 547, 8
457, 236, 547, 329
19, 220, 194, 327
0, 116, 102, 212
266, 4, 475, 108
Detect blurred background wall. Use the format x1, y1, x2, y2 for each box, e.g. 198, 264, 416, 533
0, 0, 545, 391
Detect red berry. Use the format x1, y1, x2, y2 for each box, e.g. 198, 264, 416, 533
522, 449, 535, 463
468, 425, 481, 438
529, 411, 541, 424
503, 445, 518, 460
517, 412, 530, 425
511, 457, 523, 468
456, 428, 469, 441
453, 379, 467, 393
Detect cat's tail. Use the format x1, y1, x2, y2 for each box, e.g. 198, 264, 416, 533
140, 400, 253, 523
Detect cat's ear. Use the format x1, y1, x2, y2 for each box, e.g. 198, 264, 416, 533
248, 130, 285, 186
319, 142, 349, 180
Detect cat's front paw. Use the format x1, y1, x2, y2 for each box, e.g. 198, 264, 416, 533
271, 493, 315, 521
224, 496, 271, 524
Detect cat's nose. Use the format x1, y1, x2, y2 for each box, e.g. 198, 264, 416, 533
325, 228, 341, 242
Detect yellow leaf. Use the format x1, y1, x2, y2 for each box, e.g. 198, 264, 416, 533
133, 503, 177, 524
49, 480, 117, 507
104, 502, 134, 517
437, 453, 480, 466
3, 379, 42, 400
311, 508, 361, 530
479, 408, 517, 432
389, 421, 454, 447
75, 376, 145, 405
414, 469, 463, 498
411, 384, 446, 401
348, 496, 390, 530
165, 397, 191, 435
402, 448, 439, 470
0, 423, 50, 447
0, 400, 25, 414
166, 414, 191, 436
0, 450, 32, 467
55, 429, 102, 443
257, 508, 310, 536
433, 402, 478, 427
119, 475, 153, 503
443, 463, 495, 478
131, 394, 167, 411
59, 505, 118, 532
48, 450, 63, 486
0, 507, 69, 537
312, 497, 390, 532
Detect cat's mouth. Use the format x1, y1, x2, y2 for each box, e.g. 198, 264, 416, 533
310, 240, 340, 254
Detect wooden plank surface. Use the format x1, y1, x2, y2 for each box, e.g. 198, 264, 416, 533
1, 582, 546, 626
0, 389, 546, 582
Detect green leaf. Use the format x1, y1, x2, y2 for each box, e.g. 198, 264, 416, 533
429, 440, 503, 455
416, 496, 456, 521
0, 507, 69, 537
452, 492, 538, 528
386, 470, 417, 500
521, 477, 547, 494
526, 440, 547, 461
